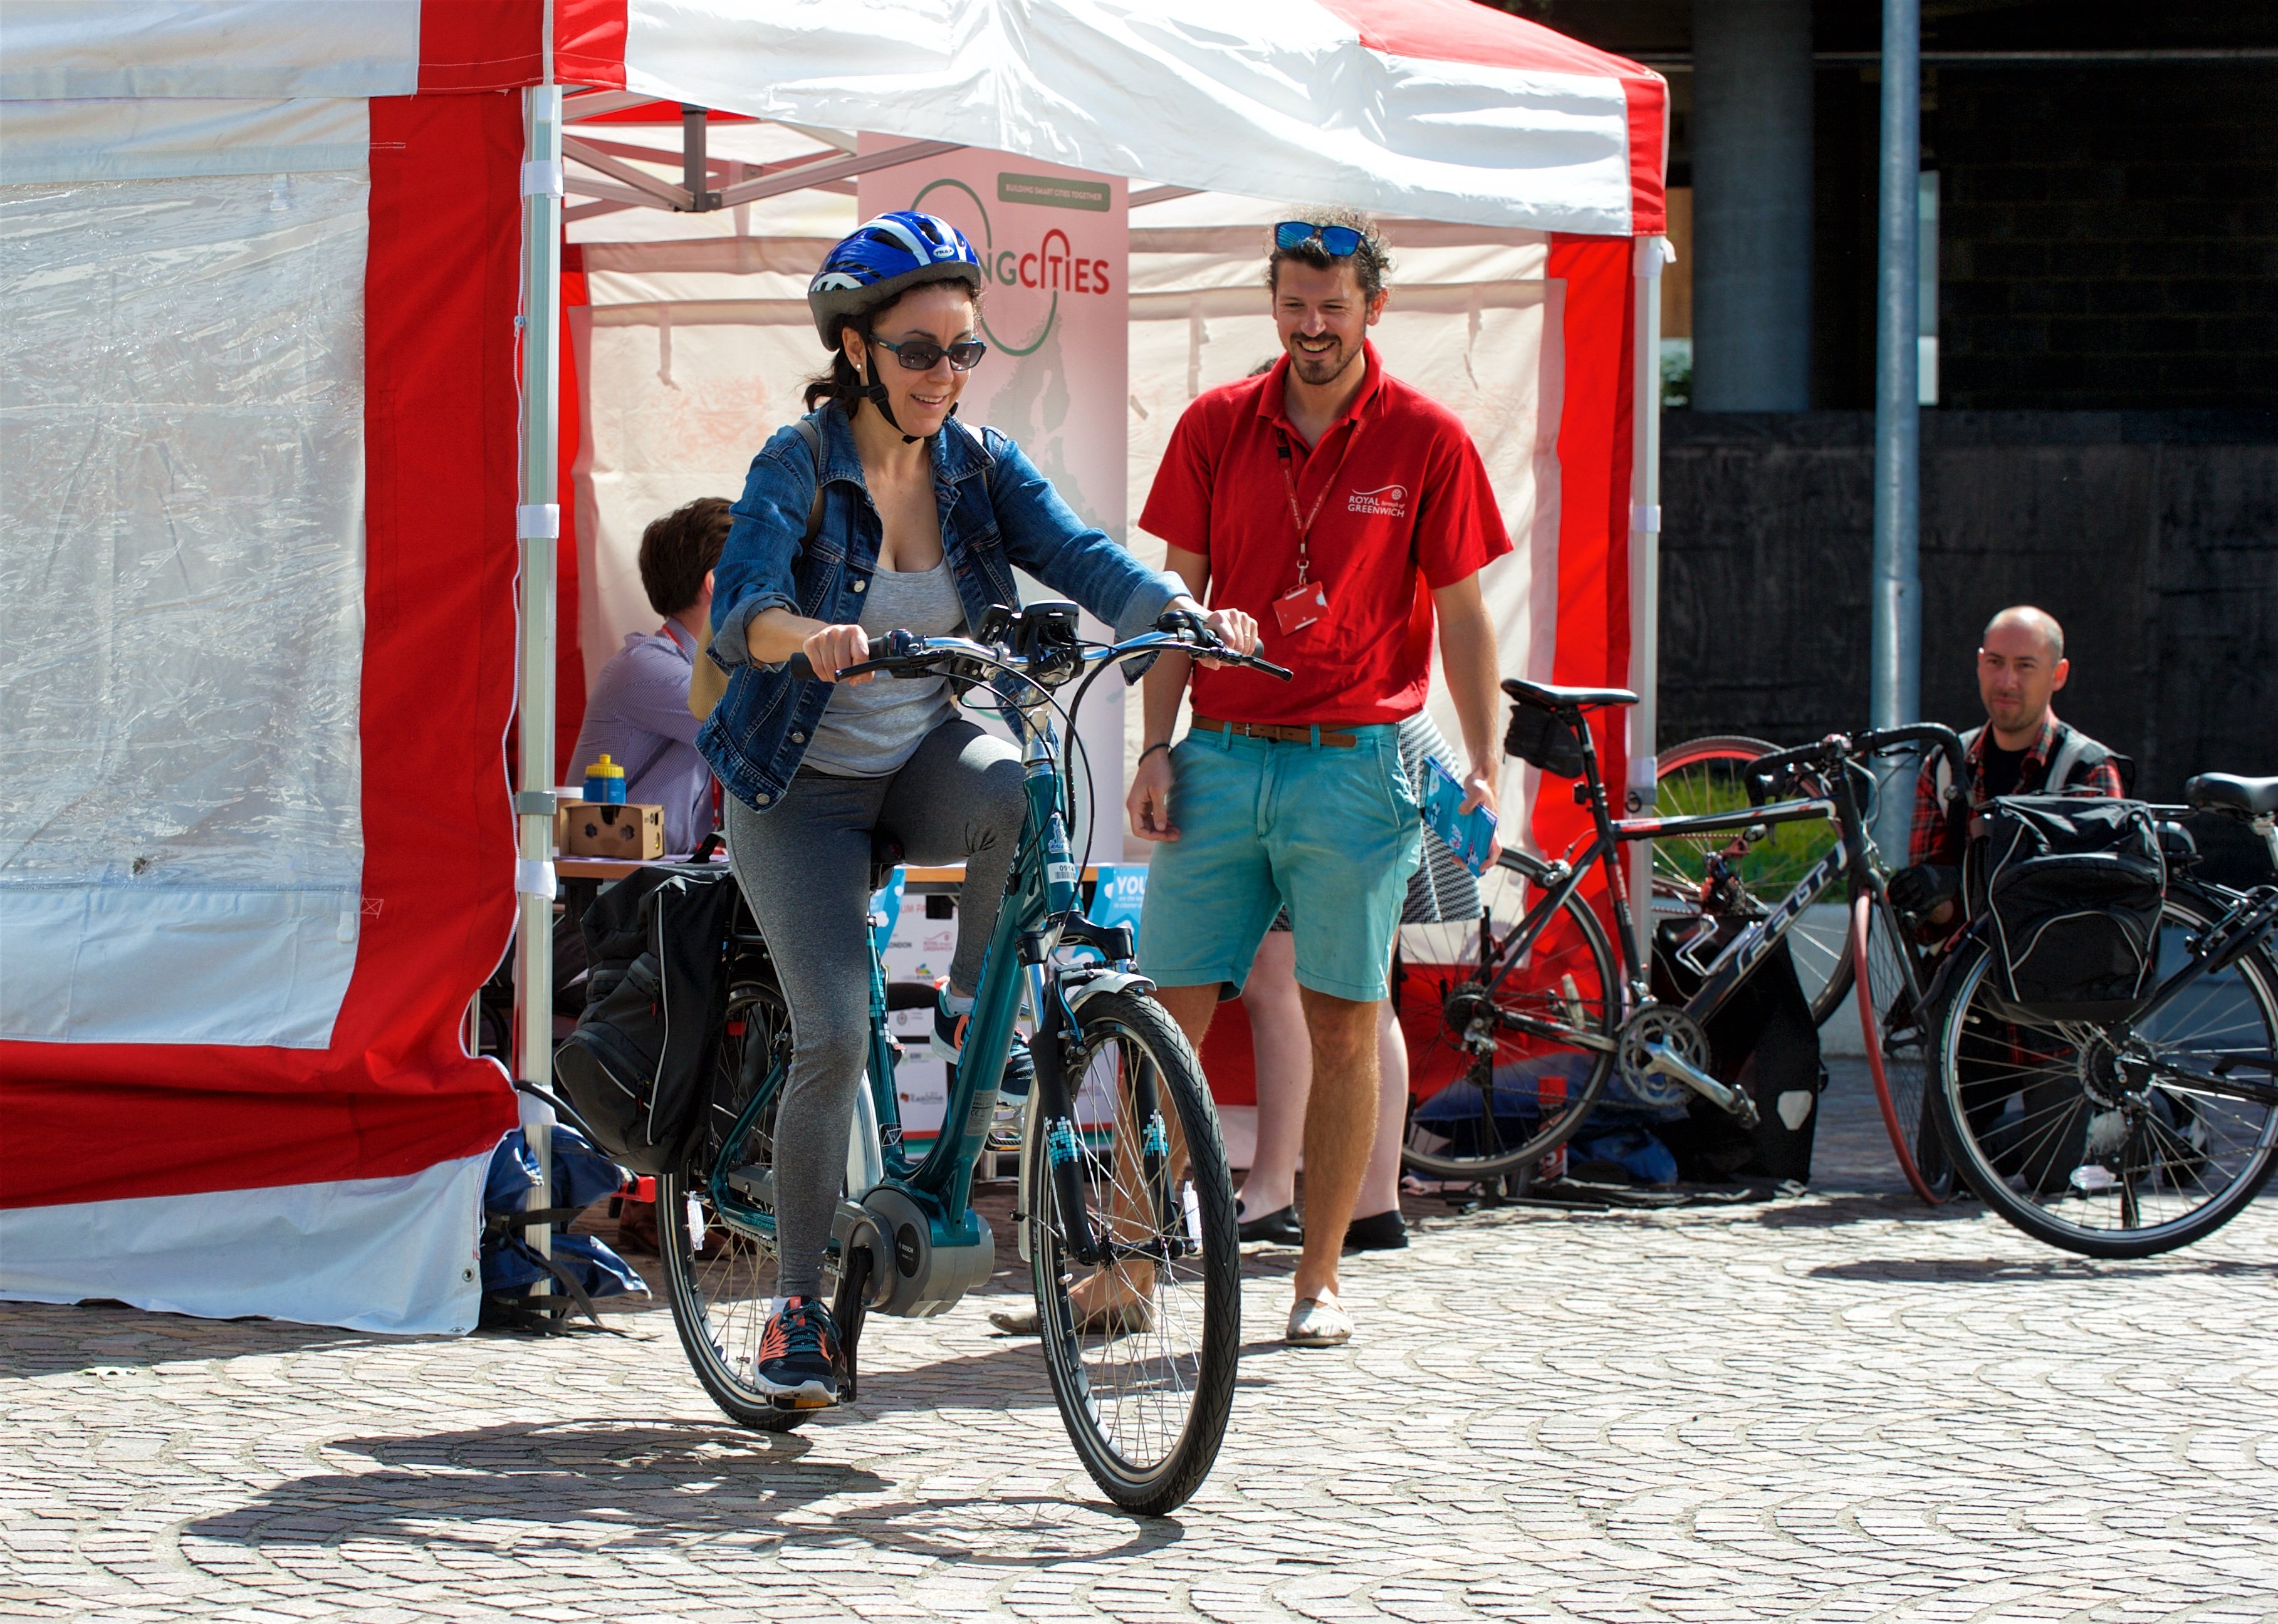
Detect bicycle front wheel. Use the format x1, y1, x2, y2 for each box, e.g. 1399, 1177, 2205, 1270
1400, 873, 1618, 1180
1656, 736, 1851, 1025
657, 976, 810, 1432
1850, 883, 1955, 1204
1028, 987, 1239, 1516
1929, 888, 2278, 1257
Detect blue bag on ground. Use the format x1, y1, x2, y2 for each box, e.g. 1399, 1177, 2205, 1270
479, 1124, 646, 1331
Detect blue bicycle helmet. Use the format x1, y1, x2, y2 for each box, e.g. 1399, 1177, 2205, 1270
807, 211, 984, 350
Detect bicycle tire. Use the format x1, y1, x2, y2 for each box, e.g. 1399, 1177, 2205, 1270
1029, 988, 1238, 1515
1850, 884, 1955, 1204
1928, 887, 2278, 1257
657, 976, 813, 1432
1401, 873, 1618, 1180
1656, 736, 1852, 1026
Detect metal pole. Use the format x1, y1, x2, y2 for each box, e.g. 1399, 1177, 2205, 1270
1871, 0, 1921, 855
1628, 236, 1667, 974
516, 83, 566, 1285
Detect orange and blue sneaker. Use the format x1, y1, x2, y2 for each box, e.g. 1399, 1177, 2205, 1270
754, 1296, 840, 1409
932, 982, 1033, 1150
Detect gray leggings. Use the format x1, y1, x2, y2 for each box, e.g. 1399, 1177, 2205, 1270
724, 718, 1025, 1299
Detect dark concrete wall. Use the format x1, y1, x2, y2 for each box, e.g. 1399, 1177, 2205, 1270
1936, 65, 2278, 410
1657, 411, 2278, 799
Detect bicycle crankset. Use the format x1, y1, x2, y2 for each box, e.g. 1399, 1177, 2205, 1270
1617, 1006, 1759, 1127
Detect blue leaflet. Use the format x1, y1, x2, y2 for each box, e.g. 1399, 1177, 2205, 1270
1421, 756, 1498, 876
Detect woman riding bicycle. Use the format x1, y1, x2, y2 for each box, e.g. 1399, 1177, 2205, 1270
696, 211, 1255, 1412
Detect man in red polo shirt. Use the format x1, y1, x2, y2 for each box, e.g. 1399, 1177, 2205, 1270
1128, 211, 1511, 1348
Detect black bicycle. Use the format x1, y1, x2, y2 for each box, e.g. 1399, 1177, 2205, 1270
1401, 675, 1969, 1184
1926, 773, 2278, 1257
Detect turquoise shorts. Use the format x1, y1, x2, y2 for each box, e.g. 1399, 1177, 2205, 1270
1137, 722, 1423, 1003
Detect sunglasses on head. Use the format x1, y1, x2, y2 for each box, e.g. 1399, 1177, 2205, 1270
1275, 220, 1365, 258
872, 335, 988, 372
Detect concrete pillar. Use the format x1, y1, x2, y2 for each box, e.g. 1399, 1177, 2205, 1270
1690, 0, 1814, 411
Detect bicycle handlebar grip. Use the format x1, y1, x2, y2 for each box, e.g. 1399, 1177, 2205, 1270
1245, 655, 1295, 681
786, 652, 816, 680
1740, 739, 1834, 806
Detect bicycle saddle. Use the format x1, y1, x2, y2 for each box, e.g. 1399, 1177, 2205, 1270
1500, 676, 1639, 711
2184, 773, 2278, 818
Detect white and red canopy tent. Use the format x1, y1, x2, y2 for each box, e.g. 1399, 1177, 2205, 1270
0, 0, 1666, 1333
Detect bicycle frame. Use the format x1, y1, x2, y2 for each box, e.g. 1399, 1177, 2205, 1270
1480, 716, 1872, 1039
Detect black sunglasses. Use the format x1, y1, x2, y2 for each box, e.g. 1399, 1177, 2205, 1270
873, 335, 988, 372
1274, 220, 1364, 258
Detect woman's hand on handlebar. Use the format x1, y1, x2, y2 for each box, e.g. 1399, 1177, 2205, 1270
1165, 596, 1259, 669
802, 622, 874, 685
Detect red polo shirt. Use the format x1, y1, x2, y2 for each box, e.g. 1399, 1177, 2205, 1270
1139, 344, 1508, 729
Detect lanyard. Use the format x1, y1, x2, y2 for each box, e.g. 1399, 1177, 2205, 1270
1274, 424, 1357, 586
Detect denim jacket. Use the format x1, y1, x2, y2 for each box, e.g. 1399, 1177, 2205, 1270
698, 404, 1183, 811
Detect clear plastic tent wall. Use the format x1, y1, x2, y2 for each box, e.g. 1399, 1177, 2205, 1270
0, 168, 368, 1046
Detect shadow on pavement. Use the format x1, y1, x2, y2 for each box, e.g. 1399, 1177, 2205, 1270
184, 1417, 1188, 1556
0, 1300, 423, 1378
1807, 1253, 2278, 1282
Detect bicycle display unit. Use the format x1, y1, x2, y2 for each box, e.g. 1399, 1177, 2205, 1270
654, 605, 1287, 1514
1401, 676, 1969, 1188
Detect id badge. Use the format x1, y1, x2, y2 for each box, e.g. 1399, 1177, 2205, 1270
1273, 579, 1330, 636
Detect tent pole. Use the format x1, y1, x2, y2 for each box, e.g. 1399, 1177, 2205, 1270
1627, 236, 1666, 974
1871, 0, 1921, 856
516, 82, 566, 1286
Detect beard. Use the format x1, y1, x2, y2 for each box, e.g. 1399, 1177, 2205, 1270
1285, 332, 1360, 386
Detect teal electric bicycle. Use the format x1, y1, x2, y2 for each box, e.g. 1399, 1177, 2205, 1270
655, 603, 1288, 1514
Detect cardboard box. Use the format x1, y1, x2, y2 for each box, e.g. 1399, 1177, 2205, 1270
560, 801, 665, 860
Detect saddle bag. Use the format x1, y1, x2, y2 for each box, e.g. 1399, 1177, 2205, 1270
553, 863, 743, 1174
1967, 795, 2165, 1023
1503, 699, 1585, 778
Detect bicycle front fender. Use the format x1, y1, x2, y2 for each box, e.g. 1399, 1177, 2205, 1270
1064, 969, 1157, 1010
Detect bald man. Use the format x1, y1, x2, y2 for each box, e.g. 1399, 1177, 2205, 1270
1893, 606, 2126, 922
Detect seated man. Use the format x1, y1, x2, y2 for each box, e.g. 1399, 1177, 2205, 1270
1893, 603, 2124, 926
570, 497, 733, 855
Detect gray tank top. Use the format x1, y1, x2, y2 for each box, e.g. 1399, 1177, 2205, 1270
800, 559, 968, 778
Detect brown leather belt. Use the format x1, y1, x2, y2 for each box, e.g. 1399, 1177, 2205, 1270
1189, 715, 1358, 748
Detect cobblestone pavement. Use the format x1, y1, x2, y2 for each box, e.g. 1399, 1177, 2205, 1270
6, 1063, 2275, 1623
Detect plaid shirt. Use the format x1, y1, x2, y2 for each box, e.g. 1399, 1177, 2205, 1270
1908, 712, 2126, 867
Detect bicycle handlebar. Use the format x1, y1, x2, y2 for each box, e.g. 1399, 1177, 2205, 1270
1742, 722, 1970, 808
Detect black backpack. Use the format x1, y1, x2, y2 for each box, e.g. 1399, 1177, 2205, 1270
553, 863, 743, 1175
1967, 795, 2166, 1022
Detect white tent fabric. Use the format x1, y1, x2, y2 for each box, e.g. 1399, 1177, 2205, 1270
0, 144, 370, 1048
0, 1, 420, 100
619, 0, 1654, 234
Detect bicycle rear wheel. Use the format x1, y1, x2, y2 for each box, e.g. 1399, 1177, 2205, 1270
1656, 736, 1850, 1025
657, 976, 814, 1432
1850, 884, 1955, 1204
1029, 988, 1238, 1515
1399, 868, 1619, 1180
1929, 888, 2278, 1257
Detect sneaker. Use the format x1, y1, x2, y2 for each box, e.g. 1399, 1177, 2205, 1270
935, 985, 1034, 1150
930, 982, 972, 1064
753, 1296, 840, 1408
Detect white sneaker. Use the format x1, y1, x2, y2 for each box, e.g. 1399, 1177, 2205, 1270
1285, 1292, 1352, 1348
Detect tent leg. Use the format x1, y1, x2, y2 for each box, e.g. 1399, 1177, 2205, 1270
516, 84, 567, 1286
1628, 237, 1666, 976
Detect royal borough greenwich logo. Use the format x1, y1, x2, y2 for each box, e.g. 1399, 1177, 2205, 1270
1348, 484, 1410, 518
909, 173, 1115, 357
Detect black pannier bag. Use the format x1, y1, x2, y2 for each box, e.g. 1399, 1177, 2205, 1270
1967, 794, 2166, 1022
553, 863, 743, 1175
1503, 695, 1585, 778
